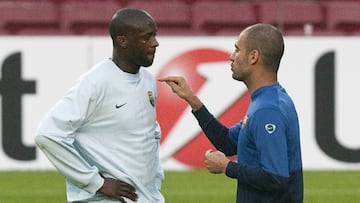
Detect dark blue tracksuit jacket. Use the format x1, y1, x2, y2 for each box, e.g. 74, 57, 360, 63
193, 83, 303, 203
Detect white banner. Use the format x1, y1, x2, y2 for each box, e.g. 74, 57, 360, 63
0, 36, 359, 170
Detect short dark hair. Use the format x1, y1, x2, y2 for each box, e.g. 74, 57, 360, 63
109, 8, 153, 46
245, 24, 284, 72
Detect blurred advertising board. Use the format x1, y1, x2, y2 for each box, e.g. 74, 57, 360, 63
0, 36, 359, 170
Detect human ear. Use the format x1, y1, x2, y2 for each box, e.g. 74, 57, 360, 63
248, 49, 259, 65
117, 35, 128, 48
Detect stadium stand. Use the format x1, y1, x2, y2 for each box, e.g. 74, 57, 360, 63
325, 1, 360, 35
0, 1, 59, 35
0, 0, 360, 36
257, 1, 325, 36
60, 1, 121, 35
191, 1, 257, 36
127, 1, 192, 35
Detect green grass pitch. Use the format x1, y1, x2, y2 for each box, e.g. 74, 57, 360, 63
0, 170, 359, 202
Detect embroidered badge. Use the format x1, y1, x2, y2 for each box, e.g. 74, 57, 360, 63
148, 91, 155, 107
265, 123, 276, 134
241, 115, 249, 129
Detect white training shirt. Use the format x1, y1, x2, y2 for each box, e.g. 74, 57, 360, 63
35, 58, 164, 203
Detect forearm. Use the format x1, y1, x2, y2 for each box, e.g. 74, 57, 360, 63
35, 134, 104, 193
192, 105, 237, 156
226, 162, 289, 192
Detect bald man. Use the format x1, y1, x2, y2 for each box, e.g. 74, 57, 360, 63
160, 24, 303, 203
35, 8, 163, 203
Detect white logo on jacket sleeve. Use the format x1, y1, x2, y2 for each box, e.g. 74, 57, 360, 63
265, 123, 276, 134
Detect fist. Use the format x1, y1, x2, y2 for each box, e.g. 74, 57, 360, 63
204, 149, 230, 174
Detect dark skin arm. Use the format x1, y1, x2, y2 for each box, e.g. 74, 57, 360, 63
98, 176, 138, 203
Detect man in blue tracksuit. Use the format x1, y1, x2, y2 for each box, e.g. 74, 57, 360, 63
159, 23, 303, 202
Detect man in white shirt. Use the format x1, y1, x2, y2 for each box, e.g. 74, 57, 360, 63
35, 8, 163, 203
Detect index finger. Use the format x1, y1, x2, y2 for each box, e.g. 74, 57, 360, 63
158, 76, 182, 83
116, 180, 138, 201
117, 180, 136, 192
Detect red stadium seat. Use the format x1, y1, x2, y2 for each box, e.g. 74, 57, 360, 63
181, 0, 236, 5
326, 1, 360, 35
191, 2, 257, 36
60, 1, 121, 35
126, 1, 192, 36
0, 1, 59, 35
257, 1, 326, 36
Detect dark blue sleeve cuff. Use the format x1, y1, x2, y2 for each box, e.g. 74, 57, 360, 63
225, 161, 239, 179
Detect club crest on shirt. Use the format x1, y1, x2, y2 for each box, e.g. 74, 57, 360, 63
265, 123, 276, 134
241, 115, 249, 129
148, 91, 155, 107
